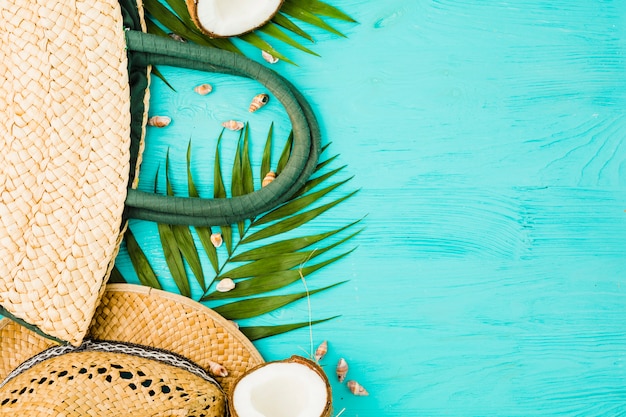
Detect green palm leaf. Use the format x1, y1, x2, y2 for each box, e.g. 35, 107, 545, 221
232, 128, 248, 237
214, 131, 234, 254
219, 229, 359, 282
157, 158, 191, 297
120, 122, 361, 341
240, 317, 338, 341
260, 122, 273, 183
272, 13, 314, 42
241, 125, 254, 196
259, 23, 320, 57
239, 32, 295, 66
293, 164, 345, 198
276, 131, 293, 175
253, 176, 352, 226
144, 0, 241, 52
214, 282, 345, 320
166, 152, 206, 291
243, 190, 358, 244
280, 1, 346, 38
158, 223, 190, 297
204, 250, 355, 301
109, 267, 127, 284
231, 220, 361, 262
125, 228, 162, 289
187, 142, 219, 274
143, 0, 355, 65
303, 0, 357, 22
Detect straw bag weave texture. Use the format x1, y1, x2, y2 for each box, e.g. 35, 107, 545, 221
0, 0, 132, 346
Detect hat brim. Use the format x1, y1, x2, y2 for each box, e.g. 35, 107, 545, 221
0, 284, 264, 393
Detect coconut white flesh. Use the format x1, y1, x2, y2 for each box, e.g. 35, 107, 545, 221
232, 362, 328, 417
196, 0, 282, 37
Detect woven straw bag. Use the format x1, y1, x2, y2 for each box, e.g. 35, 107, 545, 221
1, 0, 321, 347
0, 284, 264, 415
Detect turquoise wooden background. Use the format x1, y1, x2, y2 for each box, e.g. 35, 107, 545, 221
115, 0, 626, 415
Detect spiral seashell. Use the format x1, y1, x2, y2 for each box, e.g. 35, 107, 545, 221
210, 232, 223, 248
336, 358, 348, 383
261, 50, 279, 64
194, 83, 213, 95
314, 340, 328, 362
208, 360, 228, 377
148, 116, 171, 127
216, 278, 236, 293
222, 120, 244, 131
262, 171, 276, 187
347, 380, 369, 396
249, 93, 269, 112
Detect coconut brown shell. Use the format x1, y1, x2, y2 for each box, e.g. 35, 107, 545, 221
186, 0, 285, 38
228, 355, 333, 417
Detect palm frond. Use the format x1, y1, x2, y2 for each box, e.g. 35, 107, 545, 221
125, 228, 162, 289
240, 317, 338, 341
119, 123, 361, 340
213, 282, 345, 320
142, 0, 356, 65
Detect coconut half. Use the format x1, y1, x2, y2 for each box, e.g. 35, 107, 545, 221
187, 0, 284, 38
229, 355, 332, 417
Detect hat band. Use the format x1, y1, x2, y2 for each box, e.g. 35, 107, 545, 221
1, 340, 220, 390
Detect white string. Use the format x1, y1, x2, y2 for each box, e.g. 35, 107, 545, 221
298, 249, 317, 359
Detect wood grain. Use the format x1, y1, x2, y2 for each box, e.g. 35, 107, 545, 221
110, 0, 626, 415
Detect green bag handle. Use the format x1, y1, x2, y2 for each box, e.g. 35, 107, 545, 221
123, 31, 321, 227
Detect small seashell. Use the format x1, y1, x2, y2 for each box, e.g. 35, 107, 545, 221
261, 171, 276, 187
249, 93, 269, 112
314, 340, 328, 362
347, 380, 369, 396
222, 120, 244, 131
168, 33, 186, 42
336, 358, 348, 383
208, 360, 228, 377
216, 278, 235, 292
148, 116, 171, 127
194, 83, 213, 95
229, 320, 239, 329
262, 50, 279, 64
210, 232, 223, 248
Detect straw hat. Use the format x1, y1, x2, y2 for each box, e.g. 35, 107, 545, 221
0, 284, 264, 414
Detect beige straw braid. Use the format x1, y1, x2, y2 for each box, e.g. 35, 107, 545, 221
87, 285, 264, 393
0, 350, 226, 416
0, 0, 131, 345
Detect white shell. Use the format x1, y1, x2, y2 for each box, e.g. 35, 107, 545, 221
194, 83, 213, 95
208, 360, 228, 377
336, 358, 348, 383
347, 380, 369, 396
216, 278, 236, 292
210, 232, 223, 248
262, 50, 279, 64
147, 116, 171, 127
249, 94, 269, 112
222, 120, 244, 131
314, 340, 328, 362
262, 171, 276, 187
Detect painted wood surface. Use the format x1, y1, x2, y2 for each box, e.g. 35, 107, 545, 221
114, 1, 626, 415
